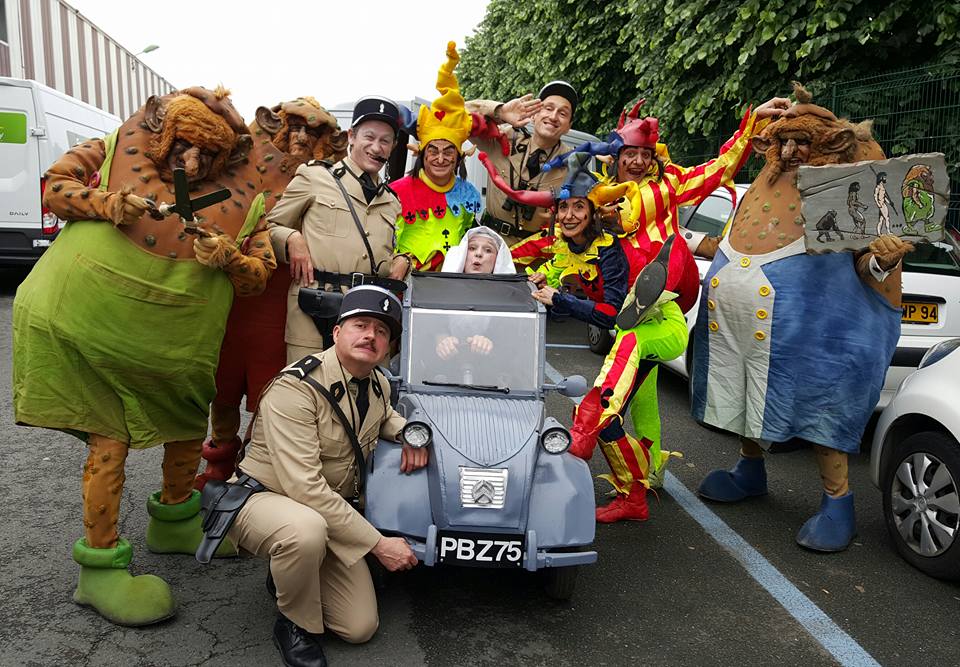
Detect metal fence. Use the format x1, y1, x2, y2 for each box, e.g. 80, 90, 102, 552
674, 64, 960, 229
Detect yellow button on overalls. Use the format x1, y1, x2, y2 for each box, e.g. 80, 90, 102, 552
740, 257, 751, 268
710, 277, 720, 288
756, 308, 768, 320
759, 285, 771, 297
707, 299, 716, 310
754, 331, 766, 341
709, 321, 719, 332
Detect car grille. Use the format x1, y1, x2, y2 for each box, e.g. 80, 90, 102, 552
459, 467, 508, 509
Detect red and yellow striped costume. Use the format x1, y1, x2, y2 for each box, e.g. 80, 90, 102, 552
575, 110, 769, 510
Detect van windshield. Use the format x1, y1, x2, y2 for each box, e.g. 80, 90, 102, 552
404, 308, 541, 392
904, 230, 960, 277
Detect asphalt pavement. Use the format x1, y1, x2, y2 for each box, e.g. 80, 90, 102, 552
1, 266, 958, 667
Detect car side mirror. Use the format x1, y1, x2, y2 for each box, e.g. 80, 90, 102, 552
554, 375, 588, 398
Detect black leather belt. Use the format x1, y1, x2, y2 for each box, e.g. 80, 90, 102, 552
481, 212, 524, 238
313, 269, 406, 293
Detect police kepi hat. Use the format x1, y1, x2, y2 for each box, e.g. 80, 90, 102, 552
352, 96, 402, 134
337, 285, 403, 340
538, 81, 578, 117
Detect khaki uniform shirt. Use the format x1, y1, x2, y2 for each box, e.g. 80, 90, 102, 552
465, 100, 569, 245
239, 346, 407, 566
267, 156, 401, 348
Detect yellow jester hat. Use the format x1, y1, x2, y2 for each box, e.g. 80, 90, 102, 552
417, 41, 473, 153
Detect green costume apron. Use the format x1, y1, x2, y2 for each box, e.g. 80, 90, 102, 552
13, 131, 261, 448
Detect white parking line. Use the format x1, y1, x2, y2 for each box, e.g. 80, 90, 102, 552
544, 360, 880, 667
545, 343, 592, 350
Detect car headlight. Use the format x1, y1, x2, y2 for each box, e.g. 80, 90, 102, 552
541, 427, 571, 454
402, 422, 432, 449
918, 338, 960, 369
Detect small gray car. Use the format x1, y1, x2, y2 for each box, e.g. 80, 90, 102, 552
365, 272, 597, 599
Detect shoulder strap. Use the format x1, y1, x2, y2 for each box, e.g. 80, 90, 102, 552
282, 356, 367, 496
330, 168, 379, 275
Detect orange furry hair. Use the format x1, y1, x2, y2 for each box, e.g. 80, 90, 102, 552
148, 94, 237, 176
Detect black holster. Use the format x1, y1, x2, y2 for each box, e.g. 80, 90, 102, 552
298, 287, 343, 343
196, 474, 265, 564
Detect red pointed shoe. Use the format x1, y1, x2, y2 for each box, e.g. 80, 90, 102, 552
595, 483, 649, 523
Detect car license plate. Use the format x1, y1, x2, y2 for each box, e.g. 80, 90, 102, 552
901, 301, 938, 324
437, 531, 524, 568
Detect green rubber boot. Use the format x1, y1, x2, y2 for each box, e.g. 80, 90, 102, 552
146, 490, 236, 557
72, 538, 176, 626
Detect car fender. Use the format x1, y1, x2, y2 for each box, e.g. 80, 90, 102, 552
526, 453, 596, 547
365, 439, 431, 540
871, 356, 960, 486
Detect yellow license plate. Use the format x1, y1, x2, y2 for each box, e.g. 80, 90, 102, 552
901, 301, 939, 324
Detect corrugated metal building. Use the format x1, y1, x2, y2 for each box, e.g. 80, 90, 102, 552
0, 0, 174, 118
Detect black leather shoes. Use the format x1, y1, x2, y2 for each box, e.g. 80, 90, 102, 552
273, 613, 327, 667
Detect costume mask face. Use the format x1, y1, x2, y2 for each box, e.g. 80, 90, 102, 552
285, 117, 322, 160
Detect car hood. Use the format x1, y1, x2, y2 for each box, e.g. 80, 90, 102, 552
403, 393, 543, 467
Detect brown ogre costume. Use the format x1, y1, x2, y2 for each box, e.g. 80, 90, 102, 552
195, 97, 347, 490
691, 83, 913, 552
12, 86, 276, 626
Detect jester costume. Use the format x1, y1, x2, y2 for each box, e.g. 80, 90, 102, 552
13, 88, 272, 626
543, 105, 767, 514
394, 42, 481, 271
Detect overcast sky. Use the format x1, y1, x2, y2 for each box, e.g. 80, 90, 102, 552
67, 0, 492, 120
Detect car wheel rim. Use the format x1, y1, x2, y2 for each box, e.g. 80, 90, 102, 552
890, 452, 960, 557
588, 326, 600, 345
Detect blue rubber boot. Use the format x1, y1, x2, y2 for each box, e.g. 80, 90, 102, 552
796, 492, 856, 553
697, 456, 768, 502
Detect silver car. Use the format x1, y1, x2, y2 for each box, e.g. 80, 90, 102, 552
365, 272, 596, 600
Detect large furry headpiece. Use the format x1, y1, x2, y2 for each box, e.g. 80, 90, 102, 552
146, 86, 244, 177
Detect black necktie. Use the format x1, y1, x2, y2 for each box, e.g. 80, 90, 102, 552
526, 148, 545, 179
359, 173, 378, 204
353, 377, 370, 427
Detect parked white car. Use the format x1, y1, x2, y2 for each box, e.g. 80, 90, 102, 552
652, 185, 960, 411
870, 338, 960, 580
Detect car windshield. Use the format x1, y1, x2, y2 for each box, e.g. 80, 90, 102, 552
684, 193, 734, 236
404, 308, 541, 392
903, 230, 960, 277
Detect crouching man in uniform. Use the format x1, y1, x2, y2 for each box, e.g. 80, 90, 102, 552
226, 285, 426, 666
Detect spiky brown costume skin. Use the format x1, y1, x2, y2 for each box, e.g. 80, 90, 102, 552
34, 86, 276, 549
43, 87, 275, 296
725, 84, 902, 307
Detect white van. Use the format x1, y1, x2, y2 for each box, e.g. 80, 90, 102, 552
0, 77, 120, 265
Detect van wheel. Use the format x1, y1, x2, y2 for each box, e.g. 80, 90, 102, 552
542, 565, 579, 600
881, 431, 960, 581
587, 325, 614, 355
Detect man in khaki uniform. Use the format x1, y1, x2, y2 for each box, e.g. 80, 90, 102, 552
228, 285, 426, 667
466, 81, 579, 245
268, 96, 414, 361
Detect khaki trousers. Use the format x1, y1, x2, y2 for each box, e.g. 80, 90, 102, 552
228, 491, 378, 642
